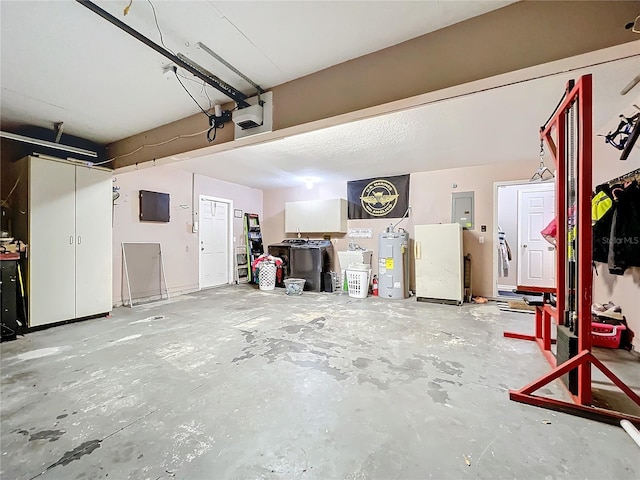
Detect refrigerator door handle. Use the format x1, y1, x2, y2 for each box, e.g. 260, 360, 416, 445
415, 241, 422, 260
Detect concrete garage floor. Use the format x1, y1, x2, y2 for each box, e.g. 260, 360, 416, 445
1, 286, 639, 480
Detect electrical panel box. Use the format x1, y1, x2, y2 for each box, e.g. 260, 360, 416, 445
452, 191, 474, 230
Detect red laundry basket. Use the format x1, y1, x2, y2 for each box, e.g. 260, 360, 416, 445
591, 322, 626, 349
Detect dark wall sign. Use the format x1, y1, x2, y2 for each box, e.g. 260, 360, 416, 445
347, 174, 410, 220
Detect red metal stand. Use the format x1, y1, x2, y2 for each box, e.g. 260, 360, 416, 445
504, 285, 557, 368
506, 75, 640, 427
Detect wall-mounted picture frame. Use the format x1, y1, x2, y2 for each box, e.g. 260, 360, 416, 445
234, 209, 243, 218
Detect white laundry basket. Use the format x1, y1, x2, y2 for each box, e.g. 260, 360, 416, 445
346, 269, 369, 299
258, 262, 277, 291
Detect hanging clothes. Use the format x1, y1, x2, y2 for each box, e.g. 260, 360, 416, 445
592, 185, 615, 263
593, 179, 640, 275
497, 229, 511, 277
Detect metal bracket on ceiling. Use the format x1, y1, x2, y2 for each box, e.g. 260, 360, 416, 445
75, 0, 251, 109
196, 42, 264, 98
54, 122, 64, 143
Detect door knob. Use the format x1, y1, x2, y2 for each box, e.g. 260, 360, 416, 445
522, 244, 528, 248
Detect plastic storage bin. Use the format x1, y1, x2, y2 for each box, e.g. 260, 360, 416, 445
591, 321, 626, 348
258, 262, 277, 291
284, 278, 306, 295
346, 269, 369, 299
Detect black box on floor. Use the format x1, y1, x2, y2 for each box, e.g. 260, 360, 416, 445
556, 324, 578, 395
323, 272, 334, 293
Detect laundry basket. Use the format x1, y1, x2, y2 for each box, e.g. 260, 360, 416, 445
346, 269, 369, 299
258, 262, 277, 291
284, 278, 306, 295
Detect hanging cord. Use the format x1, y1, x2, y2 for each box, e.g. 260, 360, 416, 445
541, 90, 569, 132
0, 172, 23, 207
174, 68, 209, 118
146, 0, 174, 54
172, 68, 222, 142
392, 205, 412, 231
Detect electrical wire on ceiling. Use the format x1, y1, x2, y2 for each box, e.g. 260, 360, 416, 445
173, 68, 209, 118
201, 81, 213, 110
175, 72, 214, 111
625, 15, 640, 33
172, 68, 225, 142
146, 0, 174, 54
92, 126, 211, 166
144, 1, 226, 143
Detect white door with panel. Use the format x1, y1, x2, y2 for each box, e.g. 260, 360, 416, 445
517, 186, 556, 288
200, 197, 230, 289
22, 156, 112, 327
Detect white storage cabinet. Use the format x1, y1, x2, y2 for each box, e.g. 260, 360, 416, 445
414, 223, 464, 305
15, 156, 112, 327
285, 198, 347, 233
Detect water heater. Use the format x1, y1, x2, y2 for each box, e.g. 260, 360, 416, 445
378, 229, 410, 299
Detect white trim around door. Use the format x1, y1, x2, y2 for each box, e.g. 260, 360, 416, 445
198, 195, 234, 290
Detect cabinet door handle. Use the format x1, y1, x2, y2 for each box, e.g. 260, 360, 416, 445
70, 235, 74, 245
77, 236, 82, 245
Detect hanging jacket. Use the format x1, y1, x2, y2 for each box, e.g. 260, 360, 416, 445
592, 184, 614, 264
608, 180, 640, 275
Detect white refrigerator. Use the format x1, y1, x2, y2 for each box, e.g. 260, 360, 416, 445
414, 223, 464, 305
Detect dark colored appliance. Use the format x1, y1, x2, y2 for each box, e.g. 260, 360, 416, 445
268, 239, 308, 288
139, 190, 170, 222
290, 240, 334, 292
1, 254, 19, 341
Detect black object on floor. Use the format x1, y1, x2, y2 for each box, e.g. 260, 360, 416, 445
1, 256, 19, 341
556, 325, 578, 395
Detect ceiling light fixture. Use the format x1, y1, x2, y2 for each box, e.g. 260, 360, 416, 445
0, 131, 98, 158
305, 180, 314, 189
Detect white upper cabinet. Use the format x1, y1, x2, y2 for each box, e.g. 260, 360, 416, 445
285, 198, 347, 233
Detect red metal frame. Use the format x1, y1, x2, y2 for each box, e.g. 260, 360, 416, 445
506, 75, 640, 427
503, 285, 557, 367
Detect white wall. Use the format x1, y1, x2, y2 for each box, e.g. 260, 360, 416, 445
112, 165, 262, 305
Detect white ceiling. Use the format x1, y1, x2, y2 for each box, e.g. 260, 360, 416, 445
0, 0, 514, 143
170, 49, 640, 190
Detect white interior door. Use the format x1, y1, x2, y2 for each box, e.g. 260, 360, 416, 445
29, 158, 76, 326
199, 197, 229, 289
518, 186, 556, 288
75, 166, 113, 318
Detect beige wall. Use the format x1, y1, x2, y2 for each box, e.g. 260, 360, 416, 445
107, 1, 639, 169
112, 165, 262, 305
592, 130, 640, 350
262, 158, 540, 297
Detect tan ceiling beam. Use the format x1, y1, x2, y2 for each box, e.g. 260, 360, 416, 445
108, 0, 639, 169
